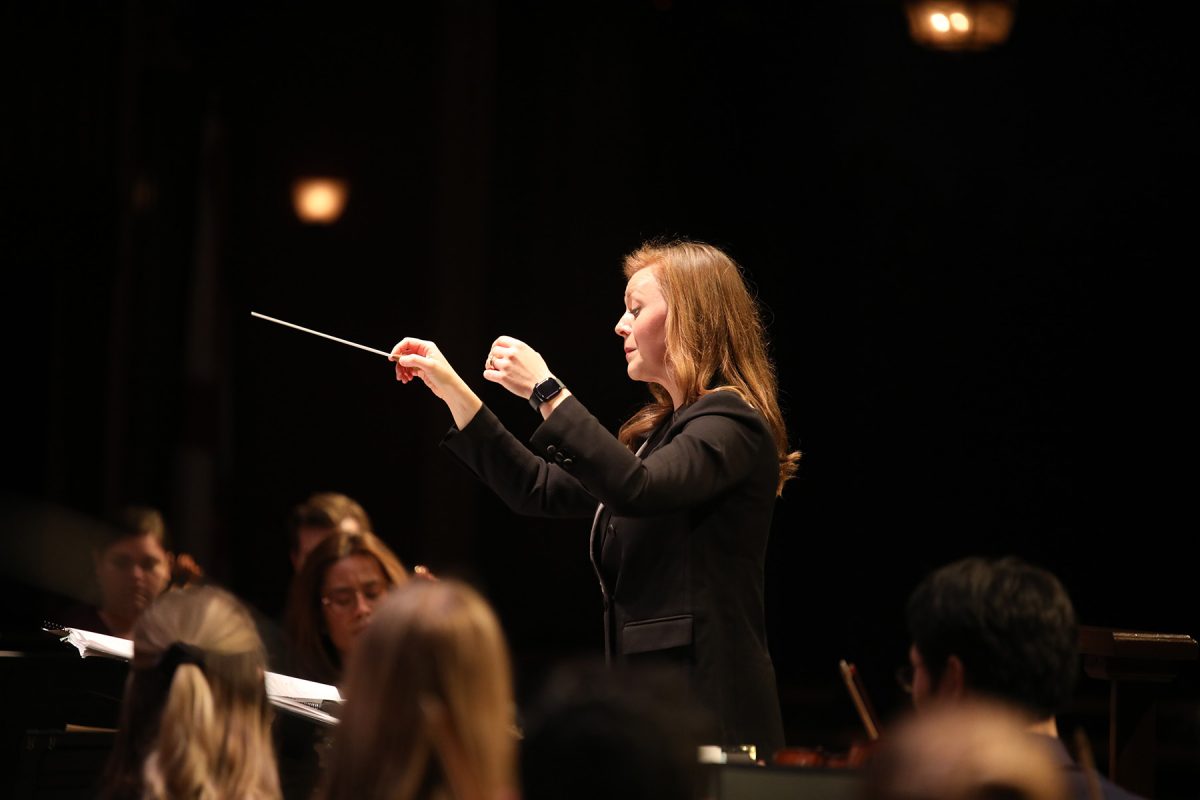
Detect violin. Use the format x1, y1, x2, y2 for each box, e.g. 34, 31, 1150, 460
773, 740, 876, 768
770, 659, 882, 769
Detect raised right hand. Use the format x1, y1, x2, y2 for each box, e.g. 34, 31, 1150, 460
389, 337, 482, 428
390, 337, 456, 398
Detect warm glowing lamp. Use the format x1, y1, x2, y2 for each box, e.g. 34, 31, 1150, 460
292, 177, 349, 224
904, 1, 1016, 51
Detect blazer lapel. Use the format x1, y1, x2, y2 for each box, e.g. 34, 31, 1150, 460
589, 431, 659, 662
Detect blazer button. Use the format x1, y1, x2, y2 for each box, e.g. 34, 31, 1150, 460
562, 458, 574, 468
553, 452, 565, 464
546, 445, 557, 457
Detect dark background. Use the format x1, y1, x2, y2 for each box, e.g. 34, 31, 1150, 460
3, 0, 1195, 792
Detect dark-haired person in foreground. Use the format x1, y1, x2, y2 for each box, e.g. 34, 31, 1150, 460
903, 556, 1146, 800
520, 659, 715, 800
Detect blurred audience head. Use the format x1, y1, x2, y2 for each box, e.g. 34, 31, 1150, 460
862, 700, 1067, 800
520, 658, 715, 800
319, 579, 517, 800
101, 585, 279, 800
904, 556, 1077, 723
285, 529, 407, 684
288, 491, 372, 571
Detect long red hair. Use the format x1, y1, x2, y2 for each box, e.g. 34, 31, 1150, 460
617, 240, 800, 494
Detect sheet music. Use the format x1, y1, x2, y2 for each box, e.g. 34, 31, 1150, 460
56, 627, 343, 712
268, 696, 341, 726
265, 671, 342, 702
63, 628, 133, 660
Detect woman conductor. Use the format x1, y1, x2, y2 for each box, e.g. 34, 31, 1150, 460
390, 240, 800, 756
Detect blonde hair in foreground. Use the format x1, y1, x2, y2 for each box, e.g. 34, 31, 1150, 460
320, 579, 517, 800
619, 239, 801, 494
131, 586, 279, 800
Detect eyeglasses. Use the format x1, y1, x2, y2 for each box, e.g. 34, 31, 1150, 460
321, 581, 388, 613
895, 664, 915, 695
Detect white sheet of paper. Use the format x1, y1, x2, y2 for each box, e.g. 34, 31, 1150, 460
61, 627, 342, 702
264, 671, 342, 702
64, 628, 133, 660
269, 696, 341, 726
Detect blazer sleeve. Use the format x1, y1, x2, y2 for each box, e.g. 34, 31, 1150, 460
529, 392, 771, 517
440, 404, 599, 519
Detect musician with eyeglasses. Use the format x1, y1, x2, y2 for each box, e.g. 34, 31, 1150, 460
268, 530, 406, 797
284, 529, 409, 687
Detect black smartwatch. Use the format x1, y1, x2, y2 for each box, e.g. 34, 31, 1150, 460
529, 375, 565, 411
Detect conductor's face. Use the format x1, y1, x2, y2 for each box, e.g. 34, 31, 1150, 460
617, 268, 670, 390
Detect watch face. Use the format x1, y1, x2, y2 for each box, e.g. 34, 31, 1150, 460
535, 377, 563, 401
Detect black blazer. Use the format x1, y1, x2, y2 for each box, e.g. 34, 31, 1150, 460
442, 390, 785, 755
